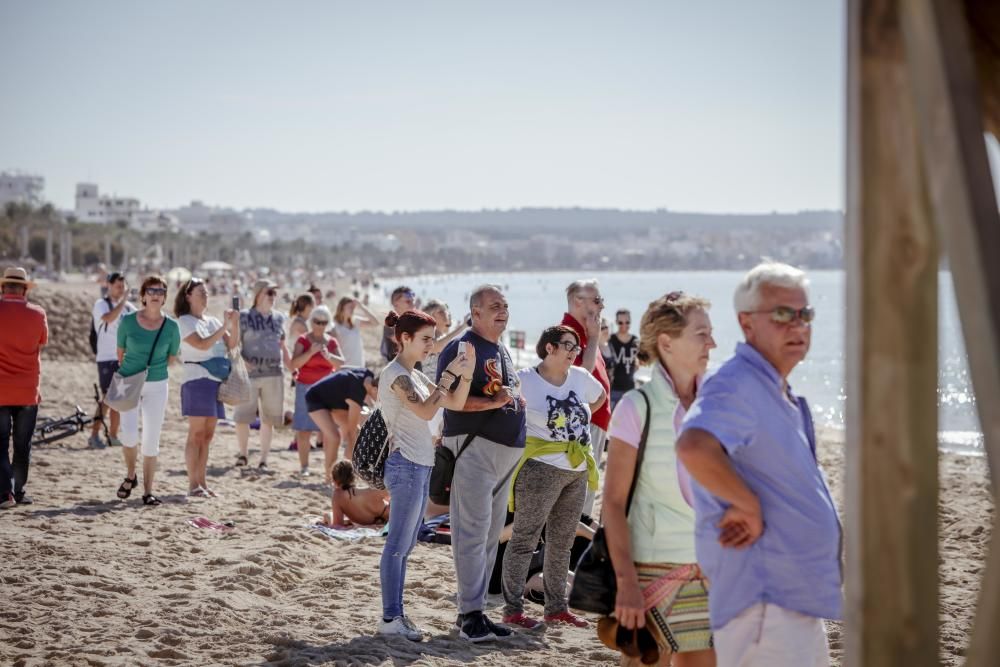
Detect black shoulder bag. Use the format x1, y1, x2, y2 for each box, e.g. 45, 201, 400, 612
568, 388, 651, 615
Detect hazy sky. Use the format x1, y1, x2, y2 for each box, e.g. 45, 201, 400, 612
1, 1, 845, 213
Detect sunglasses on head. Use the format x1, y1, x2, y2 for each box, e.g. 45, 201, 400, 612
751, 305, 816, 325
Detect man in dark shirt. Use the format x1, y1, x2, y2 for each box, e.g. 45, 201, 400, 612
608, 308, 640, 409
436, 284, 525, 643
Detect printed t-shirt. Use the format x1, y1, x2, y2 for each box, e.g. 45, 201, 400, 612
518, 365, 604, 471
239, 308, 286, 378
295, 335, 342, 385
437, 330, 526, 448
0, 297, 49, 405
333, 321, 365, 367
609, 334, 640, 392
93, 298, 136, 363
178, 314, 226, 384
305, 367, 373, 411
378, 360, 435, 467
561, 313, 612, 431
116, 313, 181, 382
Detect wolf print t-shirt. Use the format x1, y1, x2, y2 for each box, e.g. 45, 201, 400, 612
239, 308, 286, 379
517, 365, 604, 471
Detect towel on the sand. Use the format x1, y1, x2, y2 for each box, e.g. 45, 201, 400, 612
186, 516, 234, 532
304, 516, 388, 542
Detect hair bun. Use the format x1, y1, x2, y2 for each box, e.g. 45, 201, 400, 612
385, 312, 400, 327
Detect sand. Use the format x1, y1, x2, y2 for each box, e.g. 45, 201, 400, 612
0, 282, 992, 666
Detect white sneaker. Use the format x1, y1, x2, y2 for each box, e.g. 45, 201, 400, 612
378, 616, 423, 641
299, 467, 311, 477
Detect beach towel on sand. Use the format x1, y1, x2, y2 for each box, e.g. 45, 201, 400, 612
304, 516, 388, 542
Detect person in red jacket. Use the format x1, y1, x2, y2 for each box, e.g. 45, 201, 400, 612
0, 267, 49, 509
560, 279, 610, 517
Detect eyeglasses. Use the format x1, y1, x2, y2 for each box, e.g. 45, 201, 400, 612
312, 319, 329, 326
749, 305, 816, 325
575, 294, 604, 306
555, 340, 582, 354
145, 287, 167, 296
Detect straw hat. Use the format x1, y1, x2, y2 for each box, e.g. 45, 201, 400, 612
1, 266, 36, 290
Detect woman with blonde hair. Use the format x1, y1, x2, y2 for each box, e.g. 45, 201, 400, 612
332, 296, 378, 368
602, 291, 717, 666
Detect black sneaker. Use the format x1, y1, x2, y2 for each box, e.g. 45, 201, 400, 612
14, 493, 32, 505
454, 613, 465, 629
483, 615, 513, 638
459, 611, 497, 643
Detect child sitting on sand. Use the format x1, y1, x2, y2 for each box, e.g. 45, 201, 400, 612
323, 460, 390, 527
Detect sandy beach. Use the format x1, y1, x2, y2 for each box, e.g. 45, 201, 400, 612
1, 282, 992, 666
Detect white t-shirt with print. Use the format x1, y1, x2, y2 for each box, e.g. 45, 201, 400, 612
378, 360, 436, 467
179, 314, 226, 384
93, 298, 136, 362
517, 365, 604, 472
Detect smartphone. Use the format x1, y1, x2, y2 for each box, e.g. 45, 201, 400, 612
458, 341, 468, 355
232, 296, 240, 310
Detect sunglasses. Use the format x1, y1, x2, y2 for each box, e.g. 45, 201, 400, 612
751, 305, 816, 325
617, 320, 630, 325
555, 340, 582, 354
265, 289, 278, 297
312, 319, 329, 326
145, 287, 167, 296
576, 294, 604, 306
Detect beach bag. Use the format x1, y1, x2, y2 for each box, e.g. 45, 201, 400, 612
353, 408, 390, 490
569, 389, 650, 615
104, 318, 166, 413
218, 346, 252, 405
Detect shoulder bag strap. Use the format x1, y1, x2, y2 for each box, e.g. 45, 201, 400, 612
144, 318, 168, 370
101, 297, 113, 332
454, 344, 511, 462
624, 387, 652, 517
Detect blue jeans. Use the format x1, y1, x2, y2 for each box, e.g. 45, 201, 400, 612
380, 450, 432, 619
0, 405, 38, 499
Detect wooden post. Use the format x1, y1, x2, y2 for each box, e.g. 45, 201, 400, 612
845, 0, 940, 665
45, 228, 54, 273
901, 1, 1000, 664
105, 234, 112, 268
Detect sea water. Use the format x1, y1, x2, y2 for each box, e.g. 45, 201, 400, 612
395, 270, 982, 455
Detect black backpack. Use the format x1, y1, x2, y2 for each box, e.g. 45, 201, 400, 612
89, 297, 113, 355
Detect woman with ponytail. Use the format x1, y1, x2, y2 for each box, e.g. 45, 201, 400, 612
375, 310, 475, 641
602, 291, 718, 666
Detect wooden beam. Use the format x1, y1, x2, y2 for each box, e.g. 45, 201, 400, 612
901, 1, 1000, 665
845, 1, 940, 665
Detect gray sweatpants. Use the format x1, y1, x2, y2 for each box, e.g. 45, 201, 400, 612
444, 434, 522, 615
502, 458, 587, 616
581, 424, 607, 517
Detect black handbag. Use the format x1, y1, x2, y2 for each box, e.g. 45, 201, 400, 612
568, 388, 651, 615
428, 430, 477, 505
353, 408, 390, 490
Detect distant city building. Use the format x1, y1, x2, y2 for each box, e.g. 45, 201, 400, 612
0, 170, 45, 207
75, 183, 141, 224
171, 200, 251, 236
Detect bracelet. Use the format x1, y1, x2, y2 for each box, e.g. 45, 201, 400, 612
460, 375, 473, 382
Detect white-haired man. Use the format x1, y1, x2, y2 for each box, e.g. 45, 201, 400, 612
560, 279, 609, 517
676, 262, 841, 667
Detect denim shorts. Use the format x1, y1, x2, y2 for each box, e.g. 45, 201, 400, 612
293, 381, 319, 431
180, 378, 226, 418
97, 360, 119, 395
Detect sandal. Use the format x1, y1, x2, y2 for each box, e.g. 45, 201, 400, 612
235, 455, 248, 467
142, 494, 163, 506
116, 476, 138, 499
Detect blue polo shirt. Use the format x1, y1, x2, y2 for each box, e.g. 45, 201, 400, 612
680, 342, 843, 629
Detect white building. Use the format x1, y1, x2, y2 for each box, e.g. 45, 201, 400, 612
75, 183, 141, 224
0, 171, 45, 207
172, 200, 251, 236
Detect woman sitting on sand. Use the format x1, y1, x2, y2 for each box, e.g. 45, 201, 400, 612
304, 366, 379, 478
323, 460, 390, 526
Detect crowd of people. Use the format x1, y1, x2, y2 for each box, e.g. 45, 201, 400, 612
0, 260, 842, 666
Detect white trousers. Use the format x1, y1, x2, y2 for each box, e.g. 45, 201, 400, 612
119, 379, 169, 457
714, 602, 830, 667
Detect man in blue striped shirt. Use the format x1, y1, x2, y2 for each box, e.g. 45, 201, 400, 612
677, 262, 841, 667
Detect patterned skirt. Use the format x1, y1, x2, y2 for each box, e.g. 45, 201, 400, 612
636, 561, 713, 654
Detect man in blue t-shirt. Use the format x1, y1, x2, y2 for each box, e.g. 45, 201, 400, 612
436, 284, 526, 643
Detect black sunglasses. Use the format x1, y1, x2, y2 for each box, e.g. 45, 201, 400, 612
749, 305, 816, 325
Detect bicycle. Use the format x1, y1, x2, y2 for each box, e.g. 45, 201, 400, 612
31, 383, 110, 446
